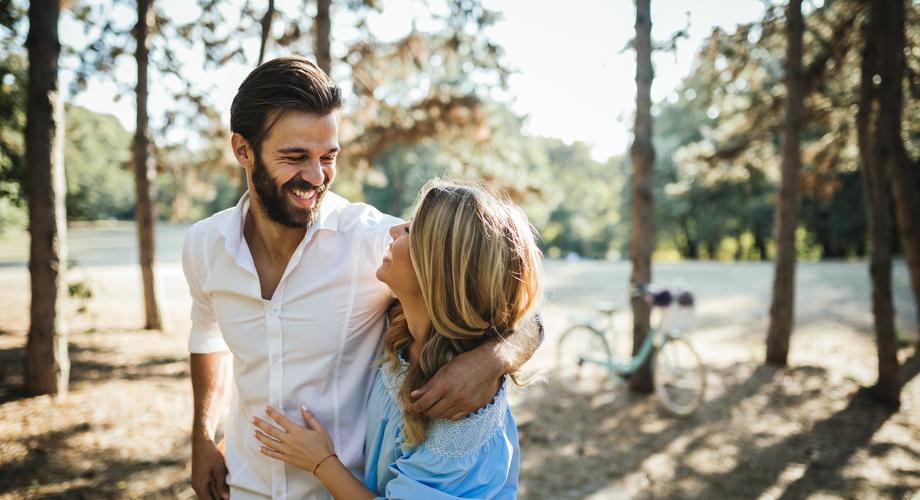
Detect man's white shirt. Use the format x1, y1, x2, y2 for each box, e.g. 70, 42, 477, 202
182, 192, 399, 499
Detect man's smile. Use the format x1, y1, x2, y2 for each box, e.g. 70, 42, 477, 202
289, 187, 318, 207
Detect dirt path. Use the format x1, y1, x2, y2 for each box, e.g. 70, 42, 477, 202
1, 260, 918, 499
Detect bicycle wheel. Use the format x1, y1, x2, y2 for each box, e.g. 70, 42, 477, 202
555, 324, 613, 395
653, 336, 706, 416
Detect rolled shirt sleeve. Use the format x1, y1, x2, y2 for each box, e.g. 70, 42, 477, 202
182, 229, 229, 354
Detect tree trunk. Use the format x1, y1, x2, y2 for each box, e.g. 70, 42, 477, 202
857, 0, 900, 404
241, 0, 277, 199
387, 167, 405, 217
879, 0, 920, 347
257, 0, 275, 66
754, 231, 768, 261
765, 0, 804, 366
134, 0, 163, 331
628, 0, 654, 393
25, 0, 69, 396
680, 218, 698, 259
734, 232, 744, 261
705, 240, 717, 260
315, 0, 332, 75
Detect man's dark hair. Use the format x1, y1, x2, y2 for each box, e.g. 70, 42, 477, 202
230, 56, 342, 152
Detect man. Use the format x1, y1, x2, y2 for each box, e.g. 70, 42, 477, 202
183, 56, 539, 499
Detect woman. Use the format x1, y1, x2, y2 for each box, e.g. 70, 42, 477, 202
252, 179, 542, 498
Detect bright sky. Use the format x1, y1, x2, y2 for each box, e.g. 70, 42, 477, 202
61, 0, 765, 162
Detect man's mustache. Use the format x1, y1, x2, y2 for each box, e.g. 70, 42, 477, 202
282, 177, 329, 192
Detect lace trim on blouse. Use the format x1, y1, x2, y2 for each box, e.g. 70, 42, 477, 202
380, 360, 509, 458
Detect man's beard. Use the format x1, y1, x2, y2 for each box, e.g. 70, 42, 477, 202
251, 153, 329, 229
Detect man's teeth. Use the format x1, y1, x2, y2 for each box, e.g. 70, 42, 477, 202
291, 189, 316, 200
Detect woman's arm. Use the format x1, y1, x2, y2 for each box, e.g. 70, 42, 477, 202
253, 406, 375, 500
408, 313, 543, 421
311, 457, 375, 500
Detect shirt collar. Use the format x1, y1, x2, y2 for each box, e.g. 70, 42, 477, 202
217, 191, 342, 261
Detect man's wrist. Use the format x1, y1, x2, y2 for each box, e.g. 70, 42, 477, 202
484, 338, 513, 377
191, 423, 214, 444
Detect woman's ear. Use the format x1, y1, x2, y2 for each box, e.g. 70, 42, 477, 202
231, 133, 254, 169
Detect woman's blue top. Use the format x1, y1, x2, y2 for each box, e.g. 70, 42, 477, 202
362, 361, 520, 499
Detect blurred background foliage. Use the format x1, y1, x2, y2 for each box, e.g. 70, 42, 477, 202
0, 0, 917, 261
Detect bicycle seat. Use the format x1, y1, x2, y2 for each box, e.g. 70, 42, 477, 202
677, 291, 694, 307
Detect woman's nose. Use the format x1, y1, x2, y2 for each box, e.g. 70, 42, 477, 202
389, 223, 404, 238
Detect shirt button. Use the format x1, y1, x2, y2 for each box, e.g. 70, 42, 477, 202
272, 353, 281, 362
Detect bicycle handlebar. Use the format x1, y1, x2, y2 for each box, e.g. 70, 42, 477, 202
630, 282, 695, 307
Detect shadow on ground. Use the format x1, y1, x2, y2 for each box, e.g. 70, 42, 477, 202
517, 350, 920, 499
0, 336, 188, 404
0, 328, 194, 499
0, 422, 189, 498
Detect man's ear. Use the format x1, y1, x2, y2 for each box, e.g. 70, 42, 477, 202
231, 133, 254, 169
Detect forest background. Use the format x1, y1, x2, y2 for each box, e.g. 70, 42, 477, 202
5, 0, 915, 262
2, 0, 920, 497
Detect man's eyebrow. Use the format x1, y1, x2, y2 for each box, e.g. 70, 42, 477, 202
274, 146, 340, 155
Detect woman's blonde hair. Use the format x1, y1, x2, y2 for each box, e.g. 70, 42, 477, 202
381, 179, 543, 448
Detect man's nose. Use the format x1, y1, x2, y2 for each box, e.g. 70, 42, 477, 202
299, 159, 325, 186
388, 224, 402, 238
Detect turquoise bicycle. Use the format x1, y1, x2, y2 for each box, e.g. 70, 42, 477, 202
555, 283, 706, 416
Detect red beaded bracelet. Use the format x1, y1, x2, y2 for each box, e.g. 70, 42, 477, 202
313, 453, 337, 475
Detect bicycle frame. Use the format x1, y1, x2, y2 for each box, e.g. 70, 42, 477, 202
577, 296, 693, 378
578, 325, 660, 377
557, 284, 706, 416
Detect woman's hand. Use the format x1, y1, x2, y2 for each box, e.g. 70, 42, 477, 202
253, 405, 335, 473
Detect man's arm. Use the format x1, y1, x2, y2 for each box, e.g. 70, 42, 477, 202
408, 313, 543, 421
183, 230, 233, 499
191, 352, 230, 500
